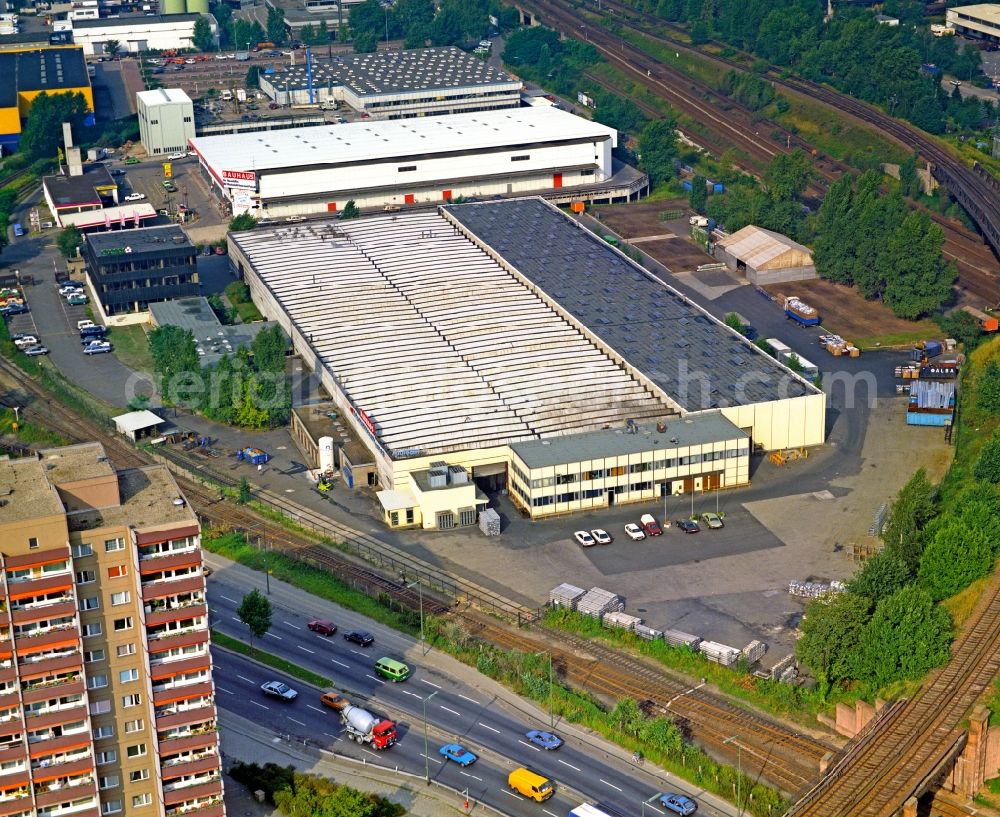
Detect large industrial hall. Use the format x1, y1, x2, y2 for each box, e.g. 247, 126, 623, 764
229, 198, 825, 529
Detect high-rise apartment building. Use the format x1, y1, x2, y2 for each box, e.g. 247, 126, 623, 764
0, 442, 222, 817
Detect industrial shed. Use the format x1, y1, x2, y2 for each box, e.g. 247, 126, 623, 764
715, 225, 816, 285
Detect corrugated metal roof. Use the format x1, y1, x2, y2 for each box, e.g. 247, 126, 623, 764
717, 225, 813, 270
909, 380, 956, 410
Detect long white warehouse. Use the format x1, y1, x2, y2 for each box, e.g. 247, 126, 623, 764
188, 106, 618, 217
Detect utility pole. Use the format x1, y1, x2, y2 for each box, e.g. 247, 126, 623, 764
422, 690, 439, 784
724, 736, 743, 817
405, 579, 426, 655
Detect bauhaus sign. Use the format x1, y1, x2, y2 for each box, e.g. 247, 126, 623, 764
222, 169, 257, 189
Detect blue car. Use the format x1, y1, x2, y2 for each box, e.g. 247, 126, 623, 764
439, 744, 477, 767
525, 730, 563, 750
659, 793, 698, 816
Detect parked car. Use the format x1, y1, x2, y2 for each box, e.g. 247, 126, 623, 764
269, 102, 280, 109
124, 156, 140, 165
152, 67, 165, 74
439, 744, 477, 766
167, 152, 185, 160
13, 336, 39, 349
23, 345, 49, 356
83, 341, 112, 355
344, 630, 374, 647
675, 519, 701, 534
624, 523, 646, 541
260, 680, 298, 701
214, 246, 226, 255
659, 794, 698, 816
524, 730, 563, 750
1, 304, 28, 316
66, 295, 88, 306
307, 619, 337, 636
573, 530, 596, 547
701, 512, 724, 529
590, 529, 613, 545
77, 319, 95, 330
111, 168, 126, 176
639, 513, 663, 536
124, 193, 145, 202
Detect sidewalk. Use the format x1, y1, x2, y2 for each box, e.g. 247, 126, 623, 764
219, 709, 497, 817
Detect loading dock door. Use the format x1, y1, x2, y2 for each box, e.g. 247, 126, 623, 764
553, 173, 563, 189
473, 462, 507, 493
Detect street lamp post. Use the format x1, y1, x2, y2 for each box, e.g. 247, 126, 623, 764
535, 650, 554, 729
422, 690, 439, 784
724, 736, 742, 817
405, 579, 426, 655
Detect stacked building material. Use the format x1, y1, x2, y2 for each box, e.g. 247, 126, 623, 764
634, 624, 664, 641
742, 640, 767, 665
478, 508, 501, 536
603, 611, 642, 630
549, 583, 586, 610
769, 653, 796, 682
664, 629, 702, 649
699, 640, 742, 666
576, 587, 624, 618
788, 579, 844, 598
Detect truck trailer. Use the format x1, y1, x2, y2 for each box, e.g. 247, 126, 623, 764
783, 296, 820, 326
340, 705, 397, 750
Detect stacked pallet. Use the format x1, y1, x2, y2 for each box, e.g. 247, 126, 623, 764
664, 629, 702, 650
819, 333, 860, 358
577, 587, 624, 618
788, 580, 844, 598
603, 611, 642, 631
699, 640, 742, 666
742, 640, 767, 665
634, 624, 664, 641
549, 583, 586, 610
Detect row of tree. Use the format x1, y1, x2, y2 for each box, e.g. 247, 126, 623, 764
348, 0, 514, 52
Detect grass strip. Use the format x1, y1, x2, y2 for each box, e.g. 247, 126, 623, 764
210, 629, 332, 688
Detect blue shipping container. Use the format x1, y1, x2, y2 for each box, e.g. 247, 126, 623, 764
682, 181, 693, 191
906, 412, 951, 427
712, 183, 725, 193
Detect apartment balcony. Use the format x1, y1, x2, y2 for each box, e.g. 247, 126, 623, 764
11, 601, 75, 627
17, 654, 81, 683
147, 629, 208, 655
160, 754, 220, 781
36, 798, 100, 817
0, 665, 15, 686
14, 628, 79, 656
0, 773, 27, 793
0, 718, 21, 741
0, 793, 30, 817
146, 603, 207, 629
162, 777, 222, 807
27, 733, 90, 760
6, 577, 72, 604
0, 745, 26, 764
23, 706, 87, 732
4, 548, 69, 572
156, 704, 216, 732
33, 778, 96, 809
150, 654, 210, 681
142, 576, 204, 603
31, 756, 93, 781
165, 796, 223, 817
153, 681, 213, 708
157, 730, 218, 757
138, 550, 201, 575
21, 679, 83, 706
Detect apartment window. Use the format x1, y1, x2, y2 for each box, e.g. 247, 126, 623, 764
28, 537, 38, 550
42, 561, 66, 575
102, 799, 123, 815
511, 154, 530, 162
113, 617, 133, 631
110, 591, 131, 606
84, 649, 106, 663
124, 719, 143, 733
87, 675, 109, 690
132, 794, 152, 808
116, 643, 136, 658
129, 769, 149, 783
125, 743, 147, 758
72, 543, 93, 558
397, 165, 417, 172
83, 622, 103, 638
119, 669, 139, 684
107, 565, 128, 579
96, 750, 117, 765
79, 596, 99, 612
93, 724, 114, 738
104, 538, 125, 552
99, 775, 119, 790
122, 693, 142, 708
76, 570, 96, 585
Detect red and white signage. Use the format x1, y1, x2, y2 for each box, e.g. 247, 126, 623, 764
222, 169, 257, 189
350, 406, 377, 437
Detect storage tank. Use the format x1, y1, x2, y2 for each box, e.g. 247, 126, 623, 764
318, 436, 335, 472
186, 0, 209, 13
343, 705, 378, 734
161, 0, 185, 15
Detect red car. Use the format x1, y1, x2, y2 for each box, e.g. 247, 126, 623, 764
640, 513, 662, 536
307, 619, 337, 636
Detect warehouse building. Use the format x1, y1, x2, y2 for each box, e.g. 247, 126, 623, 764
229, 198, 825, 528
137, 87, 196, 157
714, 224, 816, 285
946, 3, 1000, 42
190, 106, 622, 217
0, 46, 94, 152
54, 13, 218, 56
260, 47, 521, 119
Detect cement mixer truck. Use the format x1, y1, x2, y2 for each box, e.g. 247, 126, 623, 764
340, 705, 397, 750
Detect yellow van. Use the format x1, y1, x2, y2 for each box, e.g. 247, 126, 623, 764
508, 768, 554, 802
373, 657, 410, 682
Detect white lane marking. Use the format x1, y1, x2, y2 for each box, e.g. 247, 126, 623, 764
420, 754, 442, 764
289, 718, 306, 726
366, 674, 385, 684
330, 658, 350, 668
209, 608, 218, 614
439, 705, 461, 717
306, 705, 325, 713
296, 645, 315, 654
402, 690, 423, 699
324, 732, 337, 738
460, 771, 483, 781
349, 649, 365, 655
237, 675, 255, 683
420, 679, 441, 689
544, 811, 559, 817
230, 617, 241, 622
285, 622, 302, 630
251, 701, 269, 710
216, 686, 234, 694
502, 790, 519, 799
600, 780, 623, 792
477, 723, 500, 734
265, 632, 282, 640
459, 694, 480, 705
362, 749, 379, 759
558, 759, 581, 771
517, 740, 541, 752
220, 595, 237, 602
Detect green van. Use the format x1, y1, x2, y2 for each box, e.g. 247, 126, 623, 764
374, 657, 410, 682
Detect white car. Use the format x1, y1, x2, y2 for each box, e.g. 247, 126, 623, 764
13, 336, 38, 349
573, 530, 596, 547
591, 529, 613, 545
624, 523, 646, 541
214, 53, 228, 60
123, 193, 145, 202
83, 341, 112, 355
58, 284, 82, 296
167, 152, 185, 161
77, 319, 95, 330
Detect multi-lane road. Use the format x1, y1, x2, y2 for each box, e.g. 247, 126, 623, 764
205, 554, 732, 817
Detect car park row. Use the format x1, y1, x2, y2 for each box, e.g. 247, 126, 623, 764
575, 511, 725, 546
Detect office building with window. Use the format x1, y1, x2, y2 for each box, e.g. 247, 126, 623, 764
137, 89, 196, 159
0, 442, 222, 817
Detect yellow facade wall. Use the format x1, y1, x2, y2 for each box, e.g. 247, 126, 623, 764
720, 391, 826, 450
18, 85, 95, 116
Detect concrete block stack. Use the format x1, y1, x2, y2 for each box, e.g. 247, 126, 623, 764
699, 640, 742, 666
576, 587, 624, 619
603, 611, 642, 631
549, 583, 586, 610
664, 629, 702, 650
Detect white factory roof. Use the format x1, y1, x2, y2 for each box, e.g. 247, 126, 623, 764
190, 107, 617, 176
137, 87, 192, 106
948, 4, 1000, 25
113, 410, 165, 435
716, 224, 813, 270
233, 210, 670, 457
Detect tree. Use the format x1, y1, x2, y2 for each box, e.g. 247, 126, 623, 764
272, 773, 404, 817
610, 697, 644, 737
237, 589, 272, 652
229, 213, 257, 232
149, 325, 202, 409
19, 91, 90, 161
898, 152, 920, 198
238, 476, 252, 504
688, 175, 708, 213
851, 585, 951, 689
847, 551, 911, 604
266, 6, 287, 44
246, 66, 262, 90
639, 116, 678, 188
937, 309, 983, 352
974, 431, 1000, 483
639, 716, 684, 758
724, 312, 744, 332
795, 591, 870, 696
233, 19, 266, 50
880, 213, 955, 319
918, 517, 993, 600
251, 323, 286, 374
763, 149, 812, 201
127, 394, 150, 412
976, 360, 1000, 411
341, 200, 360, 219
193, 16, 216, 52
882, 468, 936, 571
56, 225, 82, 259
353, 31, 378, 53
103, 40, 121, 58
